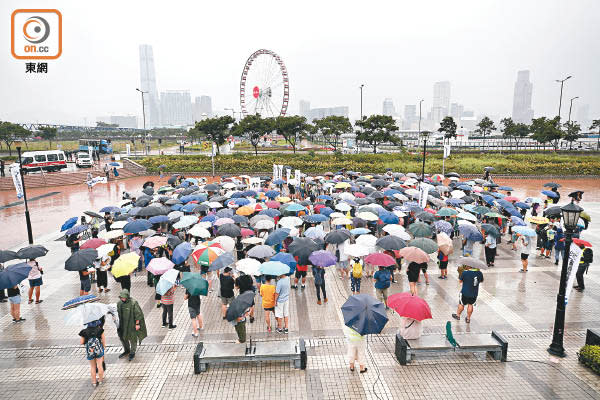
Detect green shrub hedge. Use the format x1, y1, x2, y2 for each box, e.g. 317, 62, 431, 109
138, 152, 600, 175
578, 345, 600, 375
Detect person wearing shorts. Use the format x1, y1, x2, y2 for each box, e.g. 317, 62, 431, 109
407, 262, 421, 295
373, 266, 391, 308
27, 259, 43, 304
438, 250, 449, 279
219, 267, 235, 319
260, 276, 276, 332
8, 286, 25, 323
274, 274, 290, 333
79, 269, 91, 295
452, 266, 484, 323
292, 262, 308, 289
518, 235, 531, 272
186, 290, 203, 337
418, 262, 430, 285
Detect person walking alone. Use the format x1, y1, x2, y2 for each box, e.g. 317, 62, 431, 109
79, 320, 106, 387
274, 273, 290, 333
185, 289, 203, 337
27, 258, 43, 304
452, 265, 484, 323
312, 265, 327, 305
484, 232, 497, 267
116, 289, 147, 361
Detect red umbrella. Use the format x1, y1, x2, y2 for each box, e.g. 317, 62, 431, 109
572, 238, 592, 248
388, 292, 432, 321
266, 201, 281, 209
424, 208, 436, 214
364, 253, 396, 266
241, 228, 255, 237
354, 192, 366, 198
80, 238, 107, 250
314, 204, 325, 213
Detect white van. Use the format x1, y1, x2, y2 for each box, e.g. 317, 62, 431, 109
76, 152, 93, 168
15, 150, 67, 173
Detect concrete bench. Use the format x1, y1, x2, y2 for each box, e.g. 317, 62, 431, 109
395, 331, 508, 365
193, 338, 307, 373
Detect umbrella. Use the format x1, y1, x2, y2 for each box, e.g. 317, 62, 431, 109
255, 219, 276, 230
80, 238, 107, 250
61, 217, 78, 232
96, 243, 115, 259
171, 242, 193, 265
526, 216, 550, 225
208, 252, 235, 272
408, 238, 438, 254
247, 245, 276, 259
398, 246, 429, 263
513, 226, 536, 237
357, 212, 378, 221
324, 230, 352, 244
341, 294, 388, 335
236, 258, 262, 275
111, 252, 140, 278
543, 182, 561, 189
308, 250, 337, 267
350, 228, 371, 236
481, 223, 500, 238
580, 211, 591, 222
408, 222, 433, 238
123, 220, 152, 234
456, 257, 487, 270
265, 228, 291, 246
543, 206, 562, 217
212, 236, 236, 252
173, 215, 199, 229
226, 291, 256, 322
188, 225, 211, 238
344, 244, 370, 258
259, 261, 290, 276
65, 249, 98, 271
101, 229, 124, 240
364, 253, 396, 266
62, 294, 100, 310
156, 269, 179, 296
511, 216, 527, 226
416, 212, 435, 222
433, 220, 453, 235
387, 293, 433, 321
572, 238, 592, 248
84, 211, 102, 219
148, 215, 169, 224
146, 257, 175, 275
180, 272, 209, 296
436, 208, 458, 217
541, 190, 559, 199
437, 232, 454, 255
279, 216, 303, 228
303, 214, 328, 224
375, 236, 406, 251
459, 225, 483, 241
214, 217, 235, 226
0, 250, 19, 264
473, 205, 491, 215
217, 223, 241, 237
64, 303, 110, 326
0, 262, 32, 290
270, 252, 296, 268
65, 225, 89, 236
457, 212, 477, 222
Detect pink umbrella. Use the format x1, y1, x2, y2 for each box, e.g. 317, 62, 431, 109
143, 236, 167, 249
354, 192, 366, 198
146, 257, 175, 275
80, 238, 107, 250
266, 201, 281, 209
364, 253, 396, 267
241, 228, 255, 237
398, 246, 429, 264
504, 196, 519, 202
388, 292, 432, 321
214, 218, 235, 226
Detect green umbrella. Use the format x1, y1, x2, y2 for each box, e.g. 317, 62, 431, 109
408, 237, 438, 254
408, 222, 433, 238
473, 206, 491, 215
158, 185, 175, 194
180, 272, 208, 296
436, 208, 458, 217
485, 212, 505, 219
480, 223, 501, 238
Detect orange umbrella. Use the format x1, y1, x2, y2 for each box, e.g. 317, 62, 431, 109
236, 206, 255, 216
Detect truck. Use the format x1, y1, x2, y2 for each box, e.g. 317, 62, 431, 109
76, 152, 93, 168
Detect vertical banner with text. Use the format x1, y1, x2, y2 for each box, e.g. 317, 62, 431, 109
10, 165, 24, 199
418, 183, 430, 209
565, 245, 583, 305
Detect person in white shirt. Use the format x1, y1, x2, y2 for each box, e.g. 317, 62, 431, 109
399, 317, 422, 340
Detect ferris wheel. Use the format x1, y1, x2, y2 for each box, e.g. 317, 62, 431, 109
240, 49, 289, 118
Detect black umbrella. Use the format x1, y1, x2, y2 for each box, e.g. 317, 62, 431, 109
137, 207, 163, 218
462, 196, 475, 204
543, 182, 561, 189
225, 291, 255, 322
371, 179, 387, 188
165, 199, 182, 205
369, 191, 384, 199
135, 198, 152, 207
361, 187, 376, 195
193, 204, 210, 213
483, 182, 499, 188
143, 187, 154, 196
166, 234, 183, 249
65, 249, 98, 271
288, 237, 321, 264
0, 250, 19, 264
204, 184, 219, 191
143, 181, 155, 188
210, 195, 227, 203
352, 217, 367, 228
416, 212, 435, 222
355, 198, 370, 205
543, 206, 562, 217
217, 223, 241, 238
84, 211, 102, 219
445, 172, 460, 178
114, 214, 130, 221
484, 166, 495, 171
568, 190, 584, 201
232, 215, 248, 226
17, 245, 48, 260
324, 230, 352, 244
481, 223, 501, 238
376, 235, 406, 251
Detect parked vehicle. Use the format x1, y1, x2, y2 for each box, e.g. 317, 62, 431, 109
13, 150, 68, 173
76, 152, 93, 168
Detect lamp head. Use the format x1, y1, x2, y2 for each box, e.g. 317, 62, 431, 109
561, 201, 583, 231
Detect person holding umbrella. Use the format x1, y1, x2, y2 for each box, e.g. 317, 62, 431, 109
574, 240, 594, 292
226, 291, 255, 343
452, 261, 484, 323
27, 258, 43, 304
116, 289, 147, 361
95, 255, 111, 293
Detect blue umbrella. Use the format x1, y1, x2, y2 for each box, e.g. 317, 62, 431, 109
271, 252, 297, 269
303, 214, 328, 223
264, 228, 291, 246
259, 209, 281, 218
542, 190, 558, 199
489, 192, 505, 199
259, 261, 290, 276
383, 189, 401, 197
181, 203, 199, 213
229, 192, 243, 198
172, 242, 193, 265
285, 203, 306, 212
201, 215, 217, 223
66, 224, 89, 235
511, 216, 527, 226
319, 207, 334, 217
433, 220, 453, 235
496, 199, 513, 209
481, 195, 495, 206
171, 204, 183, 211
456, 184, 472, 191
379, 212, 399, 224
216, 209, 234, 218
123, 219, 152, 234
149, 215, 169, 224
341, 294, 389, 335
232, 198, 250, 206
109, 162, 120, 166
156, 269, 179, 296
265, 190, 280, 199
498, 186, 513, 191
459, 225, 483, 241
505, 208, 521, 218
0, 262, 32, 290
514, 202, 530, 209
446, 198, 465, 206
99, 206, 121, 213
61, 217, 78, 232
318, 195, 332, 201
513, 226, 537, 237
242, 190, 257, 198
232, 215, 248, 225
273, 179, 285, 185
209, 252, 235, 272
350, 227, 371, 235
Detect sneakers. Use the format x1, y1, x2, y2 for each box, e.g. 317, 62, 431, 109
276, 328, 283, 333
168, 325, 177, 329
452, 313, 460, 321
191, 333, 198, 337
250, 317, 255, 323
324, 298, 328, 303
162, 323, 168, 328
291, 285, 297, 289
128, 353, 135, 361
301, 285, 306, 290
118, 351, 129, 359
283, 328, 289, 334
317, 300, 322, 305
555, 260, 559, 265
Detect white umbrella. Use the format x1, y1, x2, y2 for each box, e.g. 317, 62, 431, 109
332, 217, 353, 226
357, 212, 378, 221
96, 243, 116, 259
188, 225, 211, 238
457, 219, 474, 226
196, 221, 213, 229
335, 203, 352, 212
279, 216, 303, 227
111, 220, 128, 229
213, 236, 236, 252
338, 192, 355, 201
457, 212, 477, 222
64, 303, 110, 326
344, 244, 369, 257
242, 237, 264, 245
448, 176, 460, 181
329, 212, 346, 219
356, 234, 377, 248
168, 211, 184, 221
304, 226, 326, 240
235, 258, 261, 275
393, 210, 407, 218
207, 202, 223, 209
222, 182, 236, 189
451, 190, 466, 199
404, 188, 419, 197
404, 179, 418, 186
255, 220, 275, 230
393, 193, 409, 201
100, 229, 124, 240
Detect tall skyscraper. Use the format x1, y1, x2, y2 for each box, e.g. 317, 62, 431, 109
450, 103, 464, 122
382, 98, 396, 116
403, 105, 416, 130
432, 81, 451, 124
299, 100, 311, 119
139, 44, 161, 128
193, 96, 212, 121
309, 106, 349, 120
512, 70, 534, 124
160, 90, 193, 126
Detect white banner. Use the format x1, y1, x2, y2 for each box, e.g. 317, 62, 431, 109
277, 165, 284, 181
10, 165, 24, 199
87, 176, 107, 187
286, 168, 291, 182
126, 144, 131, 156
418, 183, 430, 209
294, 169, 301, 184
443, 144, 451, 159
565, 244, 583, 305
249, 177, 261, 190
273, 164, 277, 180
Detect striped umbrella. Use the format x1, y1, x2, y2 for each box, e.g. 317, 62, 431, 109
191, 242, 226, 266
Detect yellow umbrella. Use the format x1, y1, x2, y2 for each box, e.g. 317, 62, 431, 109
526, 216, 550, 225
276, 196, 291, 203
335, 182, 351, 189
111, 252, 140, 278
236, 206, 255, 216
580, 211, 591, 222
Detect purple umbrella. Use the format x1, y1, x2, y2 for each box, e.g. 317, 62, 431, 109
433, 220, 453, 235
308, 250, 337, 267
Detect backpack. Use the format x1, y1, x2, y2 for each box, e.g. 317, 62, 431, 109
352, 261, 363, 279
66, 235, 74, 248
86, 336, 103, 358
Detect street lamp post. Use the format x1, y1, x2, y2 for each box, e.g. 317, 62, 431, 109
417, 98, 424, 153
548, 201, 583, 357
421, 131, 429, 182
136, 88, 147, 155
224, 108, 236, 119
358, 84, 365, 154
555, 76, 572, 121
16, 146, 34, 244
567, 96, 579, 124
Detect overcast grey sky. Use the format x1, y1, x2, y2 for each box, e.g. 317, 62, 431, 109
1, 0, 599, 126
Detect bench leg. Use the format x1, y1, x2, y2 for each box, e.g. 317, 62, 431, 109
395, 333, 408, 365
293, 358, 301, 369
200, 363, 207, 372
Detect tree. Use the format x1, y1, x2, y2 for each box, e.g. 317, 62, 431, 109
189, 116, 235, 155
530, 116, 563, 151
500, 117, 531, 151
232, 114, 273, 156
0, 121, 31, 155
438, 116, 457, 141
312, 115, 353, 152
355, 115, 399, 154
273, 115, 309, 153
475, 116, 496, 150
39, 126, 58, 149
590, 120, 600, 151
96, 121, 119, 128
563, 121, 582, 150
